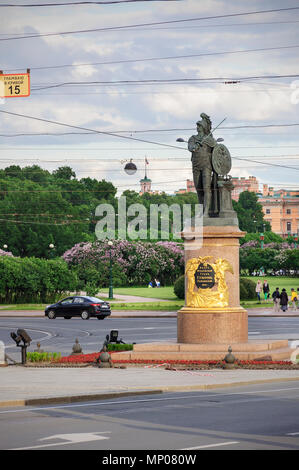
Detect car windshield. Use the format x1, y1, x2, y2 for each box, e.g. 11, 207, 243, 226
85, 296, 104, 303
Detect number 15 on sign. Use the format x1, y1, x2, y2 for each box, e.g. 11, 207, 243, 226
0, 72, 30, 98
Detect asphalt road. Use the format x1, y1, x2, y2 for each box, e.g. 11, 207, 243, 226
2, 316, 299, 361
1, 382, 299, 451
1, 317, 299, 453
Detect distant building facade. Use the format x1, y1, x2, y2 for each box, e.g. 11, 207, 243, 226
231, 176, 259, 201
177, 176, 259, 200
175, 179, 196, 195
260, 186, 299, 237
175, 177, 299, 237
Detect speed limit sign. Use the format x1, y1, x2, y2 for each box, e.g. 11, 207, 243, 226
0, 71, 30, 98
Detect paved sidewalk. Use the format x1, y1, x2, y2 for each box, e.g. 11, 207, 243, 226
0, 294, 298, 318
1, 365, 299, 408
0, 308, 299, 318
1, 299, 299, 408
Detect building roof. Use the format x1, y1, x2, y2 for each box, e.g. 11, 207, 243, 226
140, 176, 152, 182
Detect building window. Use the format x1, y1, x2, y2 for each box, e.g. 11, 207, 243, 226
287, 222, 292, 232
287, 209, 291, 214
266, 208, 270, 214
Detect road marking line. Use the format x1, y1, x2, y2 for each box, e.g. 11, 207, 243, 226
286, 432, 299, 436
181, 441, 239, 450
10, 432, 111, 450
1, 386, 299, 414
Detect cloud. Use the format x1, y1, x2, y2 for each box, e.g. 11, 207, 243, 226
0, 0, 299, 194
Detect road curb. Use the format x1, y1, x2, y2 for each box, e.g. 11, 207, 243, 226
1, 376, 299, 408
0, 310, 299, 318
0, 389, 163, 408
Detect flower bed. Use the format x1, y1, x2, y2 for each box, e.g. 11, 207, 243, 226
53, 352, 299, 369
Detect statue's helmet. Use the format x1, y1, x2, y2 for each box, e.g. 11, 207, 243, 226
197, 113, 212, 134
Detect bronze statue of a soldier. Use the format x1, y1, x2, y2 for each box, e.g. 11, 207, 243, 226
188, 113, 219, 217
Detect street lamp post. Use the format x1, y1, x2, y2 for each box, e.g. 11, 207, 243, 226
108, 240, 113, 300
260, 232, 264, 249
48, 243, 55, 259
3, 244, 8, 251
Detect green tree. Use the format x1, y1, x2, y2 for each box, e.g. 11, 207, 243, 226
233, 191, 270, 233
0, 166, 118, 257
53, 166, 76, 180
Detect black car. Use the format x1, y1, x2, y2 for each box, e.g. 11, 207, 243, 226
45, 296, 111, 320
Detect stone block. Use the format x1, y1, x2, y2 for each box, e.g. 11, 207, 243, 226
134, 343, 179, 352
0, 341, 5, 365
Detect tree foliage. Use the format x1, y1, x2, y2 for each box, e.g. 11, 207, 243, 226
0, 165, 117, 257
233, 191, 270, 233
0, 256, 77, 303
63, 239, 184, 287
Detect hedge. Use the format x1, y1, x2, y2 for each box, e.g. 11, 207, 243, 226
240, 277, 256, 300
174, 275, 185, 299
0, 256, 78, 303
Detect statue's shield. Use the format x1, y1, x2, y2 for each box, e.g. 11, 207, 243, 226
212, 143, 232, 175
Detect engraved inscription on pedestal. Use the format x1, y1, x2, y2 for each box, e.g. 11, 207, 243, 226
194, 262, 215, 289
186, 256, 233, 308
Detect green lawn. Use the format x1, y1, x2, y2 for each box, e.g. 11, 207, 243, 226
245, 276, 299, 295
2, 278, 299, 312
0, 304, 46, 310
100, 286, 177, 300
110, 301, 184, 310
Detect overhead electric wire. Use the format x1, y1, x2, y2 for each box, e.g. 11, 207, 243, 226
0, 0, 180, 6
5, 43, 299, 73
31, 73, 299, 91
0, 109, 184, 151
0, 179, 189, 192
2, 18, 299, 37
2, 122, 299, 138
1, 6, 299, 41
3, 145, 299, 150
1, 159, 299, 174
1, 109, 299, 172
0, 218, 86, 225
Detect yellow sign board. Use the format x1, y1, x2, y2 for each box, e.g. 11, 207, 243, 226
0, 72, 30, 98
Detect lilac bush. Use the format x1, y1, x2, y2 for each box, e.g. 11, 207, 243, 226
0, 249, 14, 257
62, 240, 184, 286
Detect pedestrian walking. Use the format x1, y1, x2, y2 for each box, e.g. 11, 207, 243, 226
255, 280, 262, 302
263, 280, 270, 302
272, 287, 280, 312
280, 288, 289, 312
291, 288, 298, 311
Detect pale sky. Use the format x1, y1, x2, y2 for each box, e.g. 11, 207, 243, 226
0, 0, 299, 194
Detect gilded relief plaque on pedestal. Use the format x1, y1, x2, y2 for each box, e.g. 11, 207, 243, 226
186, 256, 233, 308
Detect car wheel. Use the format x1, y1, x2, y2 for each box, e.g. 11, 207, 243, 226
47, 310, 56, 319
64, 316, 71, 319
81, 310, 90, 320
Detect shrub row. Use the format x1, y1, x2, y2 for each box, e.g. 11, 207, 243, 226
0, 256, 77, 304
27, 351, 61, 362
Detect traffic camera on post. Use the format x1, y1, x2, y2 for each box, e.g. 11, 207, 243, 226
10, 329, 32, 364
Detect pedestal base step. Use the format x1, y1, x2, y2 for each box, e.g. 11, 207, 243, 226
112, 340, 294, 362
